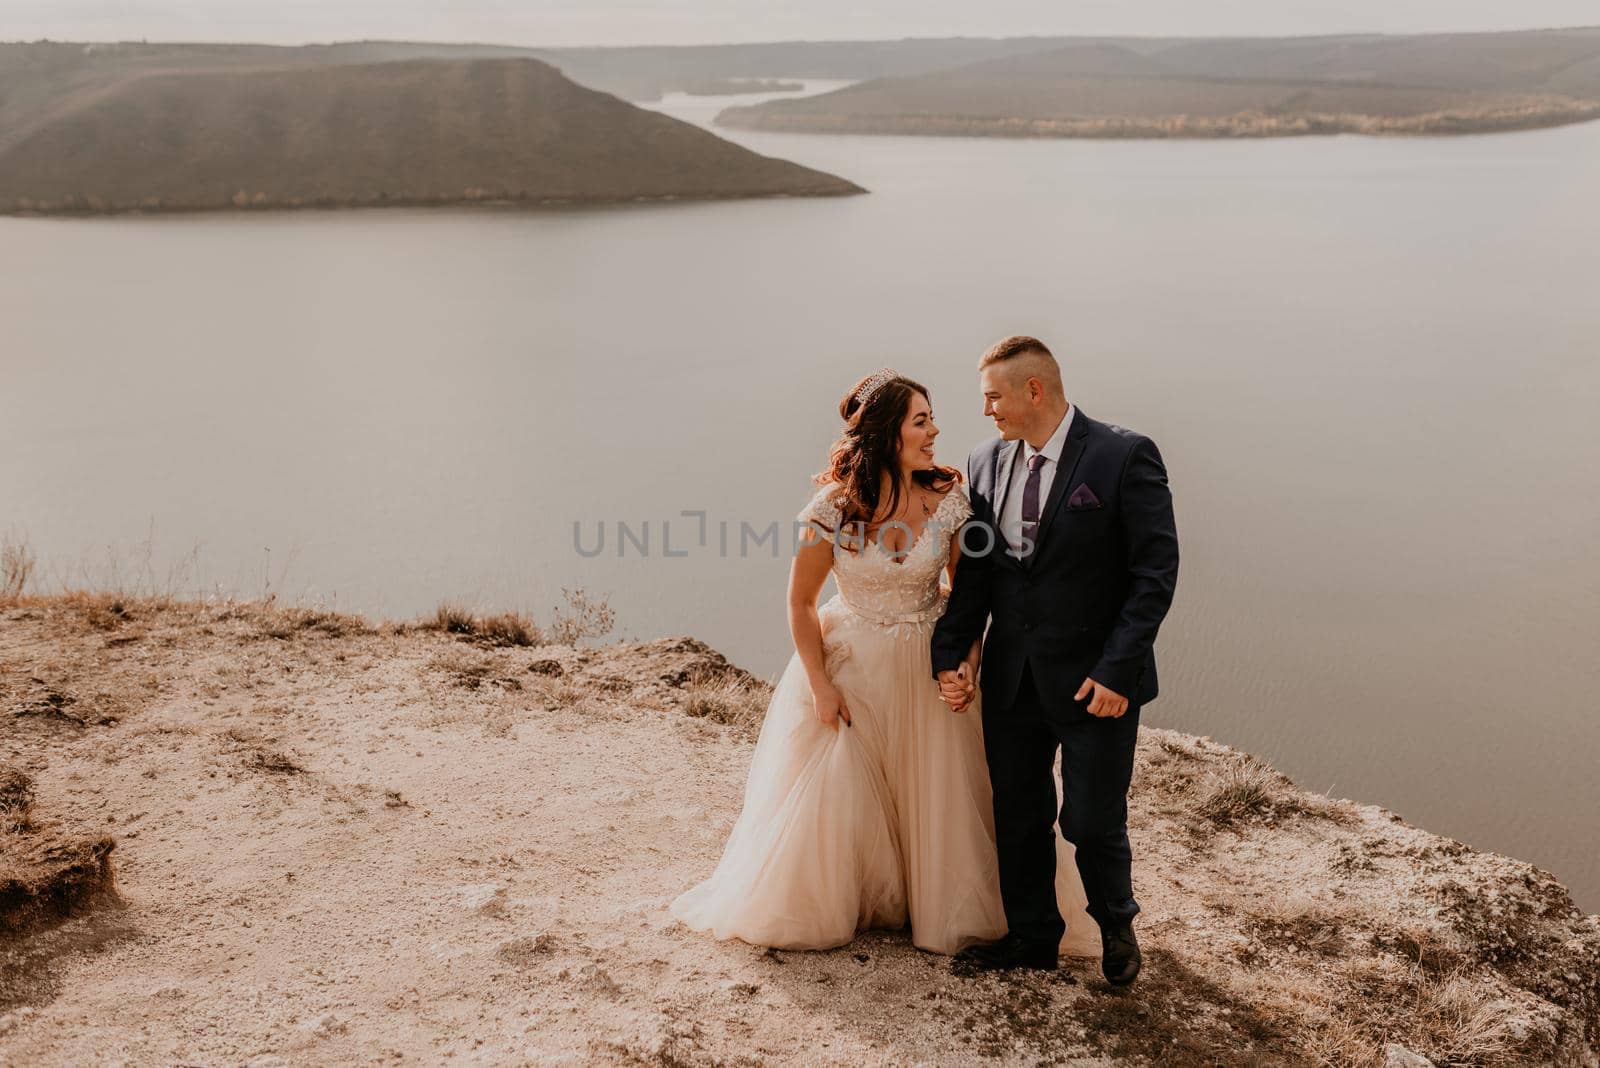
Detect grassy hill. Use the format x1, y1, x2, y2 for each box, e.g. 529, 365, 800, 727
0, 52, 861, 215
716, 27, 1600, 138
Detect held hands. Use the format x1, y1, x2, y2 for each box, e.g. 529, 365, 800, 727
1076, 677, 1129, 718
812, 680, 852, 730
938, 662, 977, 714
939, 668, 1124, 717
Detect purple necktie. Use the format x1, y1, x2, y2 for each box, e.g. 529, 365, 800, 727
1020, 452, 1045, 552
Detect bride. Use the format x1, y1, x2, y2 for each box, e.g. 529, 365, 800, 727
671, 369, 1097, 958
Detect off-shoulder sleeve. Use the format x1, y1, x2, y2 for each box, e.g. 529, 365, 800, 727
941, 482, 974, 527
796, 484, 846, 542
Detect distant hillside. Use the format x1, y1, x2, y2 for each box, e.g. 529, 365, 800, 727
0, 55, 862, 215
0, 37, 1168, 108
525, 36, 1156, 101
717, 28, 1600, 138
0, 42, 546, 151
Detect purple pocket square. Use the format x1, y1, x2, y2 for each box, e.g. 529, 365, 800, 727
1066, 483, 1101, 509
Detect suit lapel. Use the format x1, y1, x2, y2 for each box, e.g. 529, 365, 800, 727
991, 439, 1020, 523
1023, 409, 1091, 568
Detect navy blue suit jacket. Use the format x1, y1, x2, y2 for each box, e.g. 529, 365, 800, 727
931, 408, 1179, 710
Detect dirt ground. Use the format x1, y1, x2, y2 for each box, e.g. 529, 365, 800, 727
1, 596, 1596, 1066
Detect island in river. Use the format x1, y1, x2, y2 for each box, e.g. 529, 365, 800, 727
716, 28, 1600, 139
0, 48, 860, 216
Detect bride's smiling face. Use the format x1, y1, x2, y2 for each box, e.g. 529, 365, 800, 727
895, 391, 939, 473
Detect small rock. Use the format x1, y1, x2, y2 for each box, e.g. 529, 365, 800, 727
497, 933, 560, 966
527, 660, 565, 677
1384, 1045, 1436, 1068
576, 963, 623, 999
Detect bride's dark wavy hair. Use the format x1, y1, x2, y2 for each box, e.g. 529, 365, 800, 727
814, 373, 961, 547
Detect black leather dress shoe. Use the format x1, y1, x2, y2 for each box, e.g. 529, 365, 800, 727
1100, 923, 1142, 986
953, 933, 1058, 973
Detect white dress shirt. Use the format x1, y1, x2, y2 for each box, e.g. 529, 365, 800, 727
998, 404, 1075, 556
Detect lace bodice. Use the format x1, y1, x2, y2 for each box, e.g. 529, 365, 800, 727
797, 482, 972, 625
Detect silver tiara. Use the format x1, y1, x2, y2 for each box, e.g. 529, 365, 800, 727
854, 368, 899, 407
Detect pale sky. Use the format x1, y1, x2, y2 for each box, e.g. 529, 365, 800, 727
4, 1, 1598, 48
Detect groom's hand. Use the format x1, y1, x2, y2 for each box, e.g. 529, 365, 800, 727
1076, 677, 1128, 718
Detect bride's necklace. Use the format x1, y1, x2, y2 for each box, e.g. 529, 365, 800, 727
871, 489, 934, 526
867, 490, 936, 553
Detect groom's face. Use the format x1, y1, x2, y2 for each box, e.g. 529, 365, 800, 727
980, 365, 1031, 441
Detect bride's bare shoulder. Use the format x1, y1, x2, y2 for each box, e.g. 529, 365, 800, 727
930, 479, 972, 525
931, 473, 967, 502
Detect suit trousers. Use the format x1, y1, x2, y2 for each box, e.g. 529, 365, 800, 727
982, 661, 1141, 947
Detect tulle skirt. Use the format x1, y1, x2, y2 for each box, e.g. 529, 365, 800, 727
672, 597, 1100, 957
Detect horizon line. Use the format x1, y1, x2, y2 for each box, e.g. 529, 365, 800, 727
8, 24, 1600, 53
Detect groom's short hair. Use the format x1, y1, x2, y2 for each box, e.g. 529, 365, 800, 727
979, 335, 1053, 369
978, 336, 1063, 395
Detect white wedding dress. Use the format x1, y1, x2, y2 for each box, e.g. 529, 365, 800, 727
672, 482, 1100, 957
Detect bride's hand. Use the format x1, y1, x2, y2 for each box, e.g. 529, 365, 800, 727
939, 662, 977, 713
812, 681, 853, 730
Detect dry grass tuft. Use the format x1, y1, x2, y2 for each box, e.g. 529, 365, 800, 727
1320, 954, 1560, 1067
1280, 788, 1360, 825
681, 672, 767, 732
1196, 755, 1282, 824
1192, 753, 1358, 829
430, 602, 477, 635
1302, 1013, 1385, 1068
259, 605, 370, 640
548, 587, 614, 646
0, 766, 36, 833
476, 612, 540, 648
423, 603, 542, 647
1, 535, 36, 601
420, 591, 612, 649
1410, 971, 1533, 1065
83, 596, 134, 630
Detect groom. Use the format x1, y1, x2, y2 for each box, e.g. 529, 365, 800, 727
931, 335, 1178, 985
